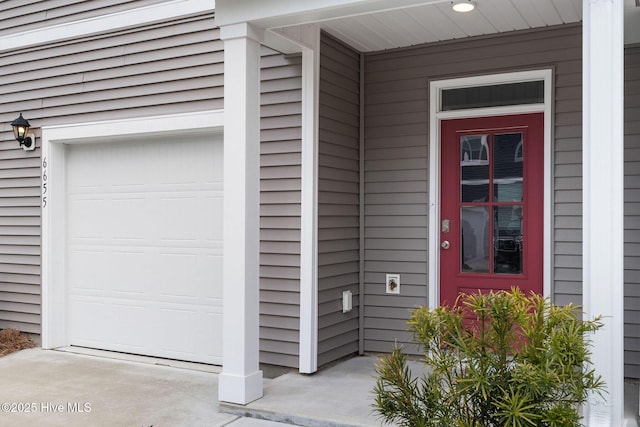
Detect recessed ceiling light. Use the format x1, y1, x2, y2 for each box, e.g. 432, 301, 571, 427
452, 0, 476, 13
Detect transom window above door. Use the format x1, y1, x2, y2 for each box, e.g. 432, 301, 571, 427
441, 80, 545, 111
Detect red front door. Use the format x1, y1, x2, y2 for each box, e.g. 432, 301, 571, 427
439, 113, 544, 306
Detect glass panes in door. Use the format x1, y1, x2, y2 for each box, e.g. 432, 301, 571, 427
459, 132, 524, 275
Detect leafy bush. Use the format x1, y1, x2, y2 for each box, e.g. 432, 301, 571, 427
373, 288, 605, 427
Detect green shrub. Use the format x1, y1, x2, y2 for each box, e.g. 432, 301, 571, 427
373, 288, 605, 427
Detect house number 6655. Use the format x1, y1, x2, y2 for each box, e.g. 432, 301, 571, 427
42, 157, 47, 209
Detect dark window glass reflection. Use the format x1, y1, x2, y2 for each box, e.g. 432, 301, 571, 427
461, 135, 489, 202
493, 206, 523, 274
493, 133, 523, 202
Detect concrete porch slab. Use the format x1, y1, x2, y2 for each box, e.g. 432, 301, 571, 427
224, 355, 640, 427
1, 348, 638, 427
222, 356, 392, 427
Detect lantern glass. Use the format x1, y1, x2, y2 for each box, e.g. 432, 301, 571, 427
10, 114, 30, 143
14, 125, 26, 141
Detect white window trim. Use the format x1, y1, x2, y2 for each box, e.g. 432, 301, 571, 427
0, 0, 214, 52
40, 110, 224, 350
428, 69, 553, 309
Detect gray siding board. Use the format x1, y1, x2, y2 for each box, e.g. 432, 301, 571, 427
0, 0, 169, 38
319, 240, 359, 253
261, 241, 300, 255
260, 352, 298, 368
318, 262, 359, 279
261, 152, 302, 167
0, 18, 224, 119
261, 290, 299, 305
316, 272, 359, 289
261, 78, 303, 94
260, 266, 300, 281
262, 90, 302, 106
260, 314, 300, 330
319, 139, 358, 158
260, 229, 300, 242
261, 166, 301, 180
261, 339, 298, 355
261, 278, 299, 293
1, 21, 220, 75
261, 303, 299, 318
261, 140, 301, 155
259, 47, 303, 369
261, 330, 299, 345
318, 169, 358, 185
362, 24, 584, 354
261, 254, 300, 268
319, 310, 359, 332
318, 191, 359, 205
625, 45, 640, 377
317, 33, 360, 367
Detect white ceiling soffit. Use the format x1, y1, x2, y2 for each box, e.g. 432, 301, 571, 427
268, 0, 640, 52
319, 0, 583, 52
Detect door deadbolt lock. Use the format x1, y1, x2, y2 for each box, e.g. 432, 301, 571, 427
441, 240, 450, 250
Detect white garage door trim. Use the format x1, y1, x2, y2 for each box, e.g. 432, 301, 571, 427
41, 111, 224, 358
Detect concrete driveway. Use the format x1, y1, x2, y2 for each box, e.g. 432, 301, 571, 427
0, 348, 288, 427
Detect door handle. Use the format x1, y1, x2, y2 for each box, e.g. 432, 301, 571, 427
441, 240, 450, 250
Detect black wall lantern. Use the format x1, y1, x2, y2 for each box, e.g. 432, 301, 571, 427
11, 113, 36, 151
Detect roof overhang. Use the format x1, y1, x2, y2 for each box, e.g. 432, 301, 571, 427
217, 0, 640, 52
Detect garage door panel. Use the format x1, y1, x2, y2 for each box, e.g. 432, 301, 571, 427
70, 249, 222, 299
106, 251, 148, 293
157, 310, 223, 359
70, 249, 146, 295
69, 299, 149, 350
206, 197, 224, 240
68, 199, 107, 239
155, 252, 202, 296
71, 299, 222, 361
156, 308, 201, 353
67, 249, 108, 291
111, 198, 147, 240
157, 196, 202, 240
205, 255, 223, 299
66, 135, 223, 365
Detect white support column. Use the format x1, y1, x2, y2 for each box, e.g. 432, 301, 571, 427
298, 25, 320, 375
582, 0, 624, 425
218, 22, 264, 405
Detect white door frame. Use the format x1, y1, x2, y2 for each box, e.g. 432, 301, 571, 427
428, 69, 553, 308
40, 110, 224, 349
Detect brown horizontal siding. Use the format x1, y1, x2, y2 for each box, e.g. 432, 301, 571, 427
362, 24, 582, 354
0, 12, 220, 335
317, 33, 360, 368
259, 47, 303, 369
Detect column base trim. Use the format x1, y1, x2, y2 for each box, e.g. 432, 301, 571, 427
218, 370, 263, 405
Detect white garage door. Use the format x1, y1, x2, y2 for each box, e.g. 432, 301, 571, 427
65, 134, 223, 365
